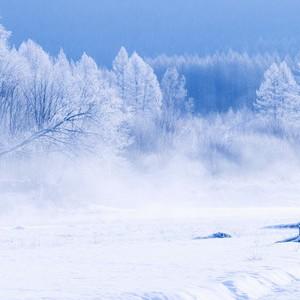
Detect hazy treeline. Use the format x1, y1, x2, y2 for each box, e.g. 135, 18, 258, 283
149, 52, 300, 113
1, 23, 300, 166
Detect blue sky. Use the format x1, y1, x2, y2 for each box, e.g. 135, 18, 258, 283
1, 0, 300, 65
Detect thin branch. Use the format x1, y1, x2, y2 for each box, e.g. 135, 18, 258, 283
0, 107, 92, 158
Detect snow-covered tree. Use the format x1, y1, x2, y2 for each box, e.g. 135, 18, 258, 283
161, 67, 188, 132
124, 52, 162, 118
288, 61, 300, 130
255, 62, 300, 132
74, 53, 130, 155
19, 40, 58, 130
0, 24, 10, 55
53, 49, 74, 102
93, 81, 131, 156
112, 49, 162, 149
125, 52, 162, 148
0, 26, 28, 137
0, 27, 135, 158
0, 42, 94, 157
112, 47, 129, 100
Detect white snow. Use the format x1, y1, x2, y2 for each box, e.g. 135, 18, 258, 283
1, 206, 300, 300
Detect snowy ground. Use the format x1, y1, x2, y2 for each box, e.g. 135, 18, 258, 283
1, 206, 300, 300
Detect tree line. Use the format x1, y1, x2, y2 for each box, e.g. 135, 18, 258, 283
0, 24, 300, 160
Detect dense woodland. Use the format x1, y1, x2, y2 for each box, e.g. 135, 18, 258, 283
1, 24, 300, 164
